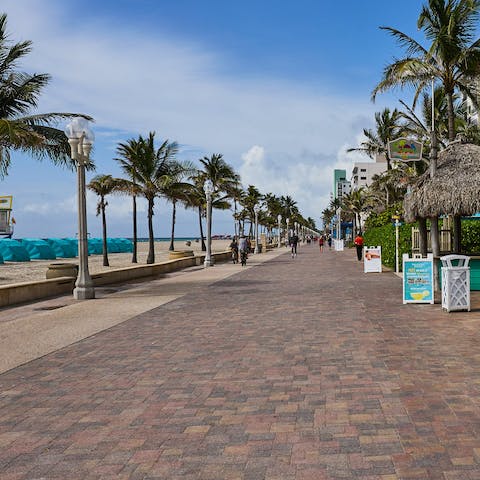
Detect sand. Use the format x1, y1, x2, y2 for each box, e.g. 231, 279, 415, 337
0, 239, 231, 286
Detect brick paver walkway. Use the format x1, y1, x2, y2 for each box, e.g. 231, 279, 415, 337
2, 245, 480, 479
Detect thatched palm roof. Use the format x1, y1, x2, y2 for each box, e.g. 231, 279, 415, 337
404, 142, 480, 222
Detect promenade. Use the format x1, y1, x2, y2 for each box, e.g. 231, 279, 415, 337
1, 244, 480, 479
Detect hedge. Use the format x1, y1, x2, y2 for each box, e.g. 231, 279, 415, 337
363, 223, 412, 271
461, 220, 480, 254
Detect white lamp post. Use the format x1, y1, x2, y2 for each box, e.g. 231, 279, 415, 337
277, 214, 282, 248
204, 180, 214, 267
65, 117, 95, 300
294, 221, 298, 235
286, 218, 290, 247
254, 204, 260, 254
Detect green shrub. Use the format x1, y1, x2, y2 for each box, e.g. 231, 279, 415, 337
461, 220, 480, 254
363, 223, 412, 271
364, 203, 403, 230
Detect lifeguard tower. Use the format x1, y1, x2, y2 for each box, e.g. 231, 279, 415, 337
0, 196, 14, 238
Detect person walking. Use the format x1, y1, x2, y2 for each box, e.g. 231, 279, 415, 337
319, 235, 324, 252
354, 233, 364, 261
238, 235, 248, 266
289, 232, 299, 258
327, 234, 332, 250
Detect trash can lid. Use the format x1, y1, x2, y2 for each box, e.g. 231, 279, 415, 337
440, 254, 470, 268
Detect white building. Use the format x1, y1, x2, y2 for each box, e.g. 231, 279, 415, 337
351, 155, 387, 190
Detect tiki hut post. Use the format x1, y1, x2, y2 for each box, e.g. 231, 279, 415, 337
418, 217, 428, 257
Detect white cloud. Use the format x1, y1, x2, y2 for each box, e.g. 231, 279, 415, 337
2, 0, 380, 234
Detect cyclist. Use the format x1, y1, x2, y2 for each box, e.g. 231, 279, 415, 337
229, 237, 239, 264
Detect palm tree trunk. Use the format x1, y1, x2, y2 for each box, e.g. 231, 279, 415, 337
418, 217, 428, 257
131, 195, 137, 263
169, 201, 176, 251
147, 197, 155, 264
101, 201, 109, 267
447, 91, 456, 142
198, 207, 206, 251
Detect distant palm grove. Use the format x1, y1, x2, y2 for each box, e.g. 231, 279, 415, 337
322, 0, 480, 251
0, 12, 316, 265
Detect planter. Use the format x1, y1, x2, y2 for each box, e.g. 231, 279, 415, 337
168, 250, 194, 260
46, 263, 79, 279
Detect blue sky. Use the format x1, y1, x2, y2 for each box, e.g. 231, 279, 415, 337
3, 0, 428, 238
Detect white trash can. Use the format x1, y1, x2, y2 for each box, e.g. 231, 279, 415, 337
441, 254, 470, 312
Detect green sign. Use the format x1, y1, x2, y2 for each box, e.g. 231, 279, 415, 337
402, 254, 434, 304
388, 138, 423, 161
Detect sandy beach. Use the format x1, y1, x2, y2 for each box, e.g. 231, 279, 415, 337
0, 239, 231, 286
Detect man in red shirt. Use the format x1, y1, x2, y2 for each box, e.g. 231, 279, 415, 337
354, 233, 364, 261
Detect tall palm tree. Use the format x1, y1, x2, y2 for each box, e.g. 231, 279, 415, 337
115, 138, 144, 263
341, 188, 368, 234
372, 0, 480, 142
198, 153, 239, 247
159, 160, 195, 251
241, 185, 262, 237
116, 132, 178, 264
347, 108, 403, 170
87, 174, 118, 267
0, 13, 92, 177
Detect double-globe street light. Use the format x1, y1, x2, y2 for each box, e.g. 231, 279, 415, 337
254, 204, 260, 254
65, 117, 95, 300
204, 179, 214, 268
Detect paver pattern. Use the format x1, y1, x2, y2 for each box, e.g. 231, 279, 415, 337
1, 245, 480, 479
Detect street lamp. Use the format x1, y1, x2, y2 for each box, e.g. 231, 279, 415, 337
286, 218, 290, 247
65, 117, 95, 300
277, 214, 282, 248
254, 204, 260, 254
204, 179, 214, 267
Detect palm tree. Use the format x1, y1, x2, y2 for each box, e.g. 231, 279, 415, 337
116, 132, 178, 264
241, 185, 262, 237
0, 13, 92, 177
372, 0, 480, 142
159, 160, 195, 251
115, 138, 144, 263
347, 108, 403, 170
87, 174, 118, 267
198, 154, 239, 247
341, 188, 368, 234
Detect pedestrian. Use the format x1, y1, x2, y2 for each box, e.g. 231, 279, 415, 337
354, 233, 364, 261
327, 234, 332, 250
319, 235, 324, 252
289, 232, 299, 258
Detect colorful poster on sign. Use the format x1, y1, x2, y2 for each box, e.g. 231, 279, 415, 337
388, 138, 423, 161
402, 254, 434, 304
364, 246, 382, 273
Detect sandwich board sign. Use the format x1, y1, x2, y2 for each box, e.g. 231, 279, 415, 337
364, 246, 382, 273
402, 253, 434, 304
388, 138, 423, 162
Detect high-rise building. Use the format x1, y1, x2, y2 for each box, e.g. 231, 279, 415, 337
351, 154, 387, 190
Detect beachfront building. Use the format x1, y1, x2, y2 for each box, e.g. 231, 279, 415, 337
333, 169, 347, 200
351, 154, 388, 190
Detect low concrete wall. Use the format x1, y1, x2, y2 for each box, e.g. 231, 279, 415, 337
0, 251, 231, 308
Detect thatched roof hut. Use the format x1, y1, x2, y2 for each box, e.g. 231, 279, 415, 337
404, 142, 480, 222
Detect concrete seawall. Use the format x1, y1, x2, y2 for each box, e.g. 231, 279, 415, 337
0, 251, 231, 308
